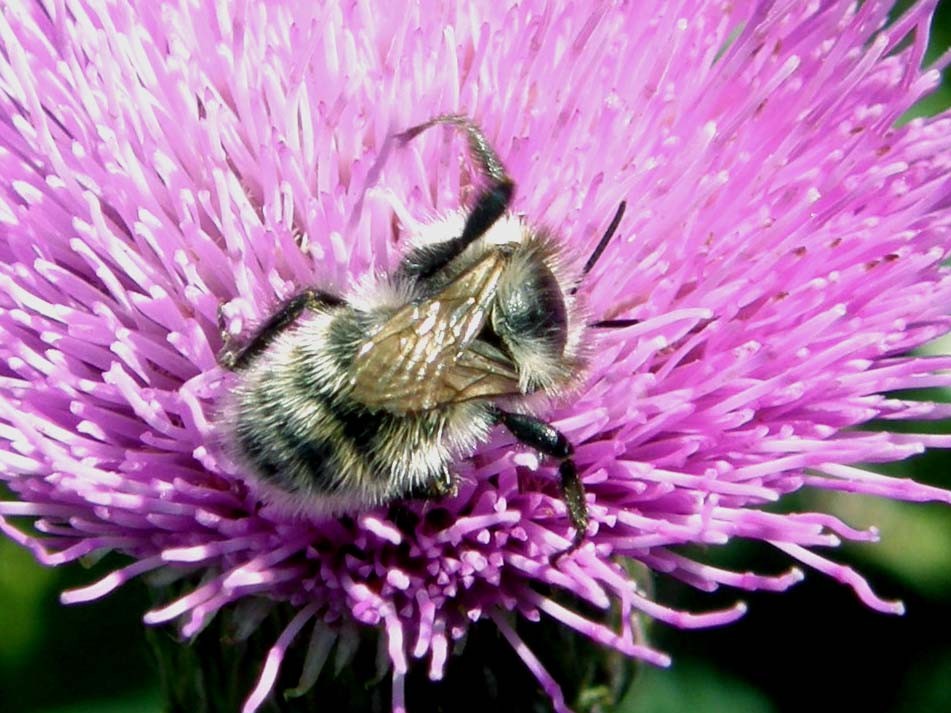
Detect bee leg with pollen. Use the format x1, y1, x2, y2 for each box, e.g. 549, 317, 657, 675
216, 289, 344, 371
406, 466, 458, 501
490, 407, 589, 550
395, 115, 515, 279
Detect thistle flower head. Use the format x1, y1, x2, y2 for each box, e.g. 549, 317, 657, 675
1, 2, 950, 712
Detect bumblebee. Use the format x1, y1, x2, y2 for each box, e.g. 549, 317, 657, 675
218, 116, 628, 546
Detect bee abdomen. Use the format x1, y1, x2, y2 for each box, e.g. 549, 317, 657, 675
232, 384, 452, 507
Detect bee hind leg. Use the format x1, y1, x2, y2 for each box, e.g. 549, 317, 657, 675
491, 408, 589, 551
395, 115, 515, 279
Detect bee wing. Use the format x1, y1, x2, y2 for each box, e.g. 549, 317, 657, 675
350, 250, 521, 411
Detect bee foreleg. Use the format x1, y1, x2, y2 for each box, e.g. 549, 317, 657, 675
491, 407, 589, 548
492, 408, 571, 458
217, 289, 343, 371
396, 115, 515, 279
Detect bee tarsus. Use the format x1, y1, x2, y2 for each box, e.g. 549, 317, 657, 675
558, 461, 589, 550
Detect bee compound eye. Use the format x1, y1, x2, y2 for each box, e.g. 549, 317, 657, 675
495, 263, 568, 356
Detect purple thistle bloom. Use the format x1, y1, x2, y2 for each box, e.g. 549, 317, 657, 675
1, 1, 950, 711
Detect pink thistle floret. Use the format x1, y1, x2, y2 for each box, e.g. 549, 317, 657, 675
1, 1, 951, 711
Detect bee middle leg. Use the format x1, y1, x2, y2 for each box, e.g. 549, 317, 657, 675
490, 407, 589, 549
217, 289, 343, 370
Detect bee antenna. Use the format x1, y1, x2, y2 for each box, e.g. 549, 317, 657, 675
579, 202, 637, 329
581, 200, 626, 279
590, 318, 640, 329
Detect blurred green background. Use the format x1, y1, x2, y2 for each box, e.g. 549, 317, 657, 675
1, 3, 950, 712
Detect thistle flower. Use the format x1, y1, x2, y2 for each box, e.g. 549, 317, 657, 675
1, 1, 950, 712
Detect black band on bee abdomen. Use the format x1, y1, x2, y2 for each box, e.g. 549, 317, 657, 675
233, 398, 345, 496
